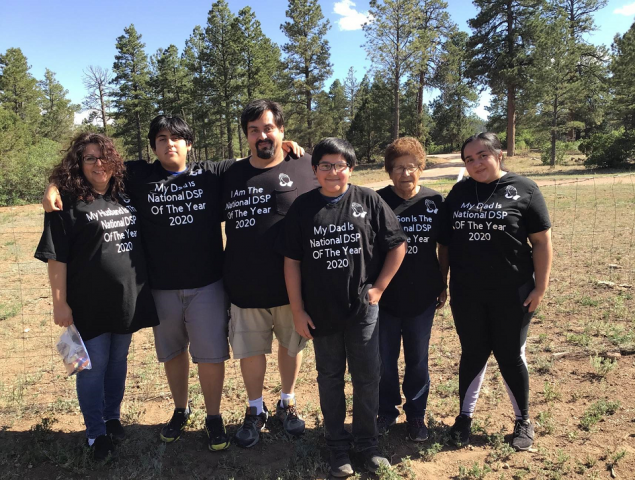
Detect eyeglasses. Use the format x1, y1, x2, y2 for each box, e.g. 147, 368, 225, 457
83, 156, 105, 165
317, 162, 349, 172
393, 165, 420, 174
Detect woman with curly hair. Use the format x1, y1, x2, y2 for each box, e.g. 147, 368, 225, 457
35, 133, 158, 461
375, 137, 448, 442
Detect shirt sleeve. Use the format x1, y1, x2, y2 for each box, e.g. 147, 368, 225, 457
374, 197, 407, 252
275, 200, 305, 261
204, 158, 236, 177
34, 211, 70, 264
524, 184, 552, 234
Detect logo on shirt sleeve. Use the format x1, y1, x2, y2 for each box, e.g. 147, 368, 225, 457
352, 202, 367, 218
279, 173, 294, 187
425, 199, 438, 214
505, 185, 521, 200
119, 193, 131, 204
189, 167, 202, 176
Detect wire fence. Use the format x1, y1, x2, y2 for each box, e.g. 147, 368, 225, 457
1, 173, 634, 415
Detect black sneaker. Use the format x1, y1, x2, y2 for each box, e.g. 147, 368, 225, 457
205, 415, 230, 452
329, 450, 354, 477
407, 417, 429, 442
511, 419, 534, 451
376, 415, 397, 436
160, 407, 191, 443
234, 404, 268, 448
449, 414, 472, 446
91, 434, 115, 461
105, 419, 125, 441
362, 447, 390, 473
275, 399, 305, 436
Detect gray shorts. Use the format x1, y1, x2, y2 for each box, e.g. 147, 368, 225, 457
151, 279, 229, 364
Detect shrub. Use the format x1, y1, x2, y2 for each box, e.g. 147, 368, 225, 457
579, 129, 635, 168
0, 138, 62, 206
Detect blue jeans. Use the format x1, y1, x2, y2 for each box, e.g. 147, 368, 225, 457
76, 332, 132, 439
312, 304, 380, 452
378, 301, 436, 421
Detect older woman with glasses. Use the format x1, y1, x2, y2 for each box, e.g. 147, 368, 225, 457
375, 137, 448, 442
35, 132, 158, 461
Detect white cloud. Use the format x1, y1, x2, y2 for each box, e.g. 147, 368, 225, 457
333, 0, 371, 31
614, 2, 635, 15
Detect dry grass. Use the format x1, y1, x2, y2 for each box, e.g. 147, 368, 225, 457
1, 172, 635, 479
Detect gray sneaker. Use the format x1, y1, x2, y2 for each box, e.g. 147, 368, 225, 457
329, 450, 354, 477
234, 404, 268, 448
362, 447, 390, 473
275, 398, 305, 436
511, 419, 534, 451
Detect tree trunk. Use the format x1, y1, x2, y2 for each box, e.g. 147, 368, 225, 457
306, 90, 313, 150
416, 71, 424, 138
393, 71, 400, 141
135, 111, 143, 161
237, 123, 244, 158
226, 112, 234, 159
98, 84, 108, 134
551, 94, 558, 167
506, 84, 516, 157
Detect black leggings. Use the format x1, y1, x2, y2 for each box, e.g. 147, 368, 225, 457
450, 280, 534, 420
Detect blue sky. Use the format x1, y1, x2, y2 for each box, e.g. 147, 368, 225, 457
1, 0, 634, 119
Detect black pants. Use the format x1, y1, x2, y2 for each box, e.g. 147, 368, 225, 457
450, 280, 534, 420
313, 304, 380, 452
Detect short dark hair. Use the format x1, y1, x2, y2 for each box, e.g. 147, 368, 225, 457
311, 137, 357, 168
240, 99, 284, 134
148, 115, 194, 150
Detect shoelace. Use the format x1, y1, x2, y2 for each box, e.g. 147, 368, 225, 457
286, 404, 299, 419
514, 421, 531, 436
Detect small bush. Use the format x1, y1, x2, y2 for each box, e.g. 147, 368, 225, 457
579, 129, 635, 168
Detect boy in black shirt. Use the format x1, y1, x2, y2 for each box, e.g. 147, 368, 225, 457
279, 138, 407, 477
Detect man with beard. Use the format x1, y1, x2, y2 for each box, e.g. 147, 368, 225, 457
222, 100, 318, 447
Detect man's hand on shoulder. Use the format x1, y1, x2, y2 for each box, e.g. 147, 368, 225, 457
282, 141, 305, 159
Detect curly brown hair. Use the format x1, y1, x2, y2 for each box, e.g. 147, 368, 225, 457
50, 132, 126, 203
384, 137, 426, 174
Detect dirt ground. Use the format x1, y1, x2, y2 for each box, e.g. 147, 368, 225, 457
2, 170, 635, 479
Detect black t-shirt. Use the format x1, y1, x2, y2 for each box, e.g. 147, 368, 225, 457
439, 172, 551, 290
125, 159, 233, 290
221, 154, 319, 308
278, 185, 407, 336
377, 186, 446, 316
34, 193, 159, 341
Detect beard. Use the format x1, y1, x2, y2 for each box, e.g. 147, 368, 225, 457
255, 140, 275, 159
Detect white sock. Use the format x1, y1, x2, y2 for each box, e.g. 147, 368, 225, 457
248, 396, 263, 415
280, 391, 295, 403
87, 438, 95, 446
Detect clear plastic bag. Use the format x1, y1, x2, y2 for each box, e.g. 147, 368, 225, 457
56, 324, 92, 376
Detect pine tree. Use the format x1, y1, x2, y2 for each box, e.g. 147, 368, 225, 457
111, 24, 154, 161
467, 0, 540, 156
347, 74, 393, 162
150, 45, 192, 119
38, 69, 78, 140
411, 0, 455, 139
281, 0, 332, 148
343, 67, 360, 122
611, 21, 635, 131
431, 31, 479, 150
364, 0, 424, 141
0, 48, 41, 134
83, 66, 113, 133
201, 0, 242, 159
